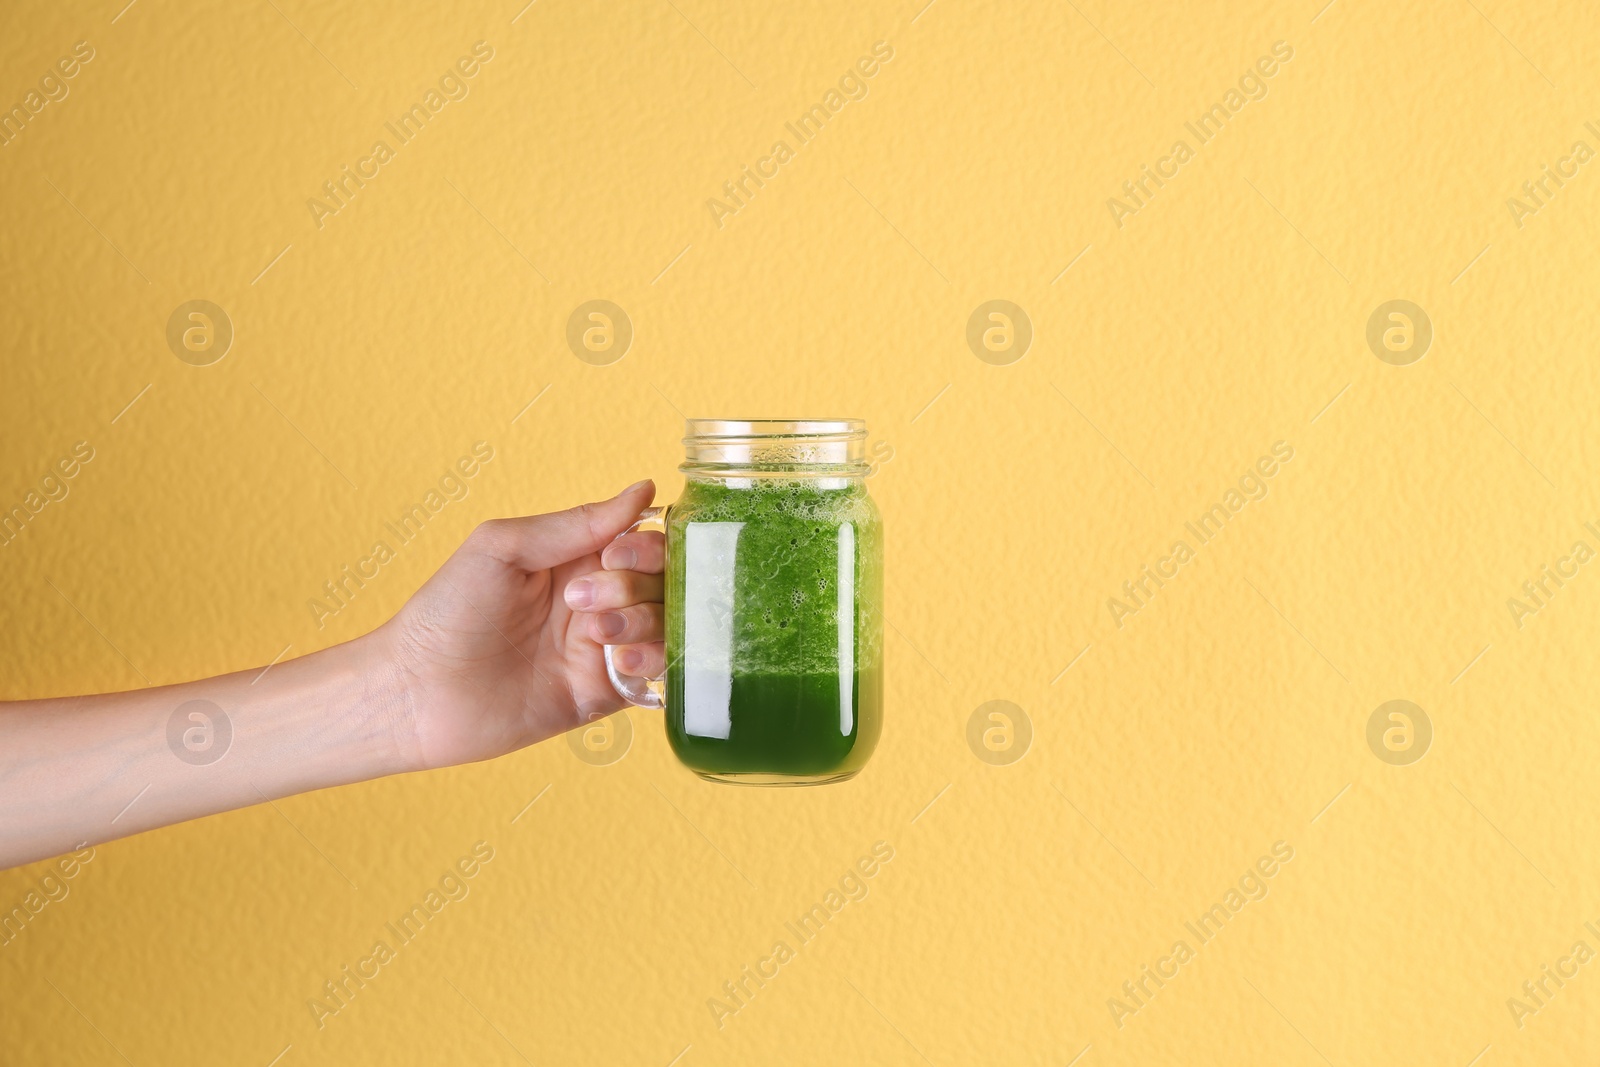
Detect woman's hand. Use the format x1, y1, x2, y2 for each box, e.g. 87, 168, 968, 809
376, 480, 666, 770
0, 483, 665, 870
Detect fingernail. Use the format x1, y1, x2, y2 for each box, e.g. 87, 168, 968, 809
619, 479, 652, 497
597, 612, 627, 639
606, 545, 637, 571
564, 578, 595, 609
617, 647, 642, 672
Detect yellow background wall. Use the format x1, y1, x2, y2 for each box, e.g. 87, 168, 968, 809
2, 0, 1597, 1063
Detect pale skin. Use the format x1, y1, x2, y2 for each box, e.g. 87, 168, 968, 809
0, 480, 665, 871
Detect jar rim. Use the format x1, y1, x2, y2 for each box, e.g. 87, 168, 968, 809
683, 418, 865, 442
680, 418, 870, 476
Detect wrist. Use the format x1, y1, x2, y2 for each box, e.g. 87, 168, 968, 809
337, 626, 425, 778
234, 631, 419, 798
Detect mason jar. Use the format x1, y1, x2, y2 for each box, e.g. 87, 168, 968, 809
604, 419, 884, 785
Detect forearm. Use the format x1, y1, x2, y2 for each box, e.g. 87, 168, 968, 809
0, 633, 417, 870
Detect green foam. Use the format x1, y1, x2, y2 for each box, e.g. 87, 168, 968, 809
665, 476, 884, 777
667, 478, 883, 677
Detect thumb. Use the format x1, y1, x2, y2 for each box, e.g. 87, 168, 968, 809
478, 480, 656, 572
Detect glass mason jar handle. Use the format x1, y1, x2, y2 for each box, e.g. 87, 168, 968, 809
602, 506, 667, 710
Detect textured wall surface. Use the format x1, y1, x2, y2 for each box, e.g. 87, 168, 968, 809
2, 0, 1598, 1063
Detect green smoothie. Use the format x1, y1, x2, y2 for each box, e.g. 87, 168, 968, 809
665, 477, 883, 783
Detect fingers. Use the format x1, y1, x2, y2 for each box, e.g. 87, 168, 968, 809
610, 641, 665, 677
586, 602, 663, 645
601, 530, 665, 574
473, 479, 654, 572
542, 498, 665, 647
563, 569, 663, 611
